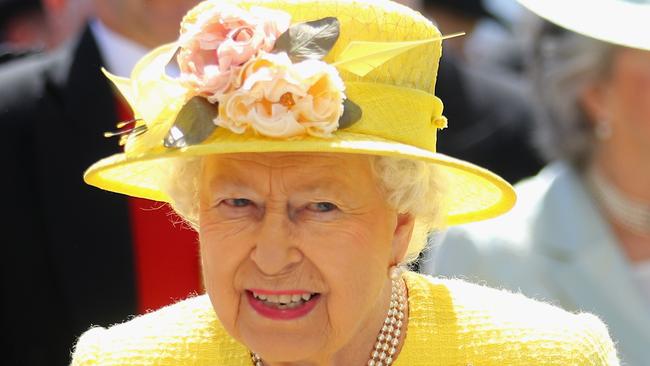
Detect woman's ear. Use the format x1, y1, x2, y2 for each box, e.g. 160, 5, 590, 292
391, 213, 415, 264
580, 81, 610, 125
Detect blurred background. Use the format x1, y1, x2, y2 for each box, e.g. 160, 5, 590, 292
0, 0, 94, 62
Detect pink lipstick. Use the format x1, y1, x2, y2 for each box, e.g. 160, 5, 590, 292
246, 289, 320, 320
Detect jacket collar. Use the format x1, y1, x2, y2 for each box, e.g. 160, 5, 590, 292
529, 161, 614, 260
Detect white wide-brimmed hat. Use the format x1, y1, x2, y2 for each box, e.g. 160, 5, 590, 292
518, 0, 650, 50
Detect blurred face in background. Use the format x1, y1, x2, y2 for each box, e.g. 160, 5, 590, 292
94, 0, 200, 47
584, 48, 650, 162
605, 48, 650, 155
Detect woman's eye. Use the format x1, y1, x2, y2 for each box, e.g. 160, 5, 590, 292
223, 198, 252, 208
307, 202, 338, 212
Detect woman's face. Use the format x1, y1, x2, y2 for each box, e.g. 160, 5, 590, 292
590, 48, 650, 157
198, 153, 413, 363
612, 49, 650, 148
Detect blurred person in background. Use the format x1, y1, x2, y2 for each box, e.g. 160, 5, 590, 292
416, 0, 543, 185
420, 0, 497, 62
420, 0, 525, 76
0, 1, 201, 365
0, 0, 93, 63
425, 1, 650, 364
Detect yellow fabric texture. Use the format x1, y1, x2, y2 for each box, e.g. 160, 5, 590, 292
71, 272, 619, 365
83, 0, 516, 227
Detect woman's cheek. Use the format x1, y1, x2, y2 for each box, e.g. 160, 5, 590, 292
200, 208, 258, 242
200, 227, 251, 339
199, 214, 255, 294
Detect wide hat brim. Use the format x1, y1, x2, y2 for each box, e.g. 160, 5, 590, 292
85, 131, 516, 227
519, 0, 650, 51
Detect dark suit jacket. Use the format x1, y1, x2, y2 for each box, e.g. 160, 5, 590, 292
0, 27, 136, 366
436, 53, 543, 184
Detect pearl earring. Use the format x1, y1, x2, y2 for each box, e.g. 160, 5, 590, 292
389, 265, 403, 280
595, 120, 612, 140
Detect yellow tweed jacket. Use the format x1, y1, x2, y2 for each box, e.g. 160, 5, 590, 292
71, 272, 619, 365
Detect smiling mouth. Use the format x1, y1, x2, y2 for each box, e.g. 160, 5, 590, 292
246, 290, 321, 319
250, 291, 319, 309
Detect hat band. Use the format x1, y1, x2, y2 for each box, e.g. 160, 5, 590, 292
122, 81, 444, 158
342, 82, 443, 152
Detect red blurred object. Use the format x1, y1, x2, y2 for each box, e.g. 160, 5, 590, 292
116, 97, 201, 314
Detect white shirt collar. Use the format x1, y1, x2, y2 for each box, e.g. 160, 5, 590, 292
89, 19, 149, 78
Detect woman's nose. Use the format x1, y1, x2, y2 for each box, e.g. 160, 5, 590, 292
250, 210, 302, 275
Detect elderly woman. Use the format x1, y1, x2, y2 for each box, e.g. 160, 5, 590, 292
427, 0, 650, 364
71, 0, 618, 365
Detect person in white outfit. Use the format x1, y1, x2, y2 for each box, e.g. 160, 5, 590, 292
423, 1, 650, 365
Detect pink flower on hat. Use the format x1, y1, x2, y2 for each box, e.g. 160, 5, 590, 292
177, 2, 291, 102
216, 52, 345, 138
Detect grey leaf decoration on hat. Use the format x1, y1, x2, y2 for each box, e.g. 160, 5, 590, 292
338, 99, 362, 128
273, 17, 340, 62
164, 96, 218, 148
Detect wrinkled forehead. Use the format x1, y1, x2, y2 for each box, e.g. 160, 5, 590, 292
200, 152, 378, 191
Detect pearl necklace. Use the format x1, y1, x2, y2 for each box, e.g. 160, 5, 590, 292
587, 167, 650, 237
250, 271, 407, 366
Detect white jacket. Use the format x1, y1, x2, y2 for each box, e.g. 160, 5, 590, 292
423, 161, 650, 366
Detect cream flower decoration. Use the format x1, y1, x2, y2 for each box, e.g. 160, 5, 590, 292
177, 2, 290, 102
160, 7, 369, 147
216, 52, 345, 138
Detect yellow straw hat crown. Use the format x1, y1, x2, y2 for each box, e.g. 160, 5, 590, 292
85, 0, 516, 226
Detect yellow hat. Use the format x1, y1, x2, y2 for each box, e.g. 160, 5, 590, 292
85, 0, 516, 227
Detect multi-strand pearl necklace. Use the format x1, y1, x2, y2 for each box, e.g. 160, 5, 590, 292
587, 167, 650, 237
368, 270, 406, 366
250, 269, 407, 366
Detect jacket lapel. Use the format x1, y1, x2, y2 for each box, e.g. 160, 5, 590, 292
535, 163, 650, 363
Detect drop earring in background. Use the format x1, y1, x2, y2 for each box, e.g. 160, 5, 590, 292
595, 120, 612, 140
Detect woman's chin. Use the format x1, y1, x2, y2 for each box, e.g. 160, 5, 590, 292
240, 326, 330, 362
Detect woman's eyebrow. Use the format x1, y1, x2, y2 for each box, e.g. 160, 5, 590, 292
207, 175, 255, 192
291, 179, 355, 199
